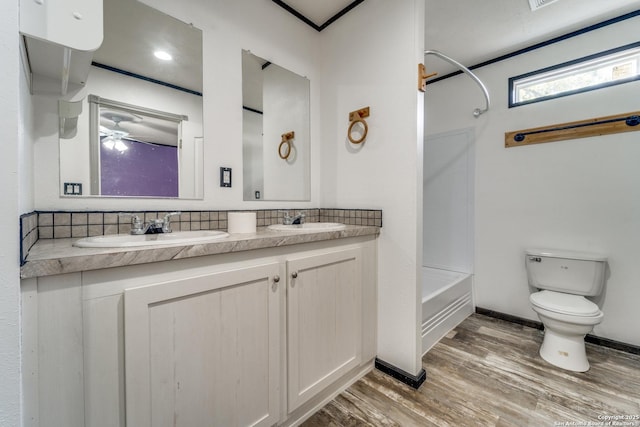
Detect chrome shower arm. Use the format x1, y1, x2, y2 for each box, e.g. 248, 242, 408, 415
424, 50, 490, 117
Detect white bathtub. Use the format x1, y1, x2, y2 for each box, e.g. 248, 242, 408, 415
421, 267, 474, 355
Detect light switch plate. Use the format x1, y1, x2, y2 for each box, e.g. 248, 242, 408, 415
220, 167, 232, 187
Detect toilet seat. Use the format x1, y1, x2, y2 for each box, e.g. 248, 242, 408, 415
530, 290, 600, 317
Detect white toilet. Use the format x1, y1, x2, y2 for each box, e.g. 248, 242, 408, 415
525, 248, 607, 372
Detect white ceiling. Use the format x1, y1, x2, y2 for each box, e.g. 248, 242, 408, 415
283, 0, 640, 76
424, 0, 640, 76
92, 0, 640, 93
277, 0, 359, 28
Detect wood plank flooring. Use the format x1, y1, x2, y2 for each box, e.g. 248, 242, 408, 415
302, 313, 640, 427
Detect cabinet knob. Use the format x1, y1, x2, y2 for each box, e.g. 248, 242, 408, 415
274, 275, 280, 283
291, 271, 298, 279
272, 275, 280, 292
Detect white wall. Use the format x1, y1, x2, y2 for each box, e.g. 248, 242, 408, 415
0, 0, 24, 424
32, 0, 322, 211
425, 15, 640, 346
319, 0, 426, 376
423, 128, 474, 274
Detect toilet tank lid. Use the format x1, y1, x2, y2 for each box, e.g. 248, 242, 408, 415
525, 248, 607, 262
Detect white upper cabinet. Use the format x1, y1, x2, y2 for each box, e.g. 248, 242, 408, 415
20, 0, 103, 51
19, 0, 103, 94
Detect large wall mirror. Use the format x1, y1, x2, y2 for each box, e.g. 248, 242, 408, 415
58, 0, 204, 199
242, 50, 310, 201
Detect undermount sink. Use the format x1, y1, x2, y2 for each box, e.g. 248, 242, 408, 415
267, 222, 346, 232
73, 230, 229, 248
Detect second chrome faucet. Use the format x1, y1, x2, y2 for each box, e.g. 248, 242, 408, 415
282, 211, 306, 225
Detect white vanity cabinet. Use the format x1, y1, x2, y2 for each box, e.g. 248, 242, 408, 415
21, 236, 377, 427
286, 248, 362, 412
124, 262, 283, 427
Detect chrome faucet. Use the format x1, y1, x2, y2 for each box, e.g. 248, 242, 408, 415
161, 212, 181, 233
282, 211, 305, 225
129, 212, 181, 235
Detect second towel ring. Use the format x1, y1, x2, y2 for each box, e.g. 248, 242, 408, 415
279, 131, 295, 160
348, 107, 370, 144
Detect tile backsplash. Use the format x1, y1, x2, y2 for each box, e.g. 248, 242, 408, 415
320, 209, 382, 226
20, 208, 382, 265
20, 212, 38, 264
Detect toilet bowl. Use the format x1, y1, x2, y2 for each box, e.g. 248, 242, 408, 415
530, 290, 603, 372
525, 249, 607, 372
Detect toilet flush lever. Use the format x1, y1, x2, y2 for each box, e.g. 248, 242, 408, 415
529, 257, 542, 262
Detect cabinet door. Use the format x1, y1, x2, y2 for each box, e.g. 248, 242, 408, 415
124, 262, 282, 427
287, 248, 362, 411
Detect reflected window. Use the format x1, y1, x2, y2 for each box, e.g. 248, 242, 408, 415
89, 95, 187, 197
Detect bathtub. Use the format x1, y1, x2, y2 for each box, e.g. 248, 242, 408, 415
421, 267, 474, 355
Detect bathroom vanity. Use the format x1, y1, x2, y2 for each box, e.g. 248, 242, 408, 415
20, 226, 379, 427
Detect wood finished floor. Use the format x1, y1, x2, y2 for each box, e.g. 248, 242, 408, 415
302, 313, 640, 427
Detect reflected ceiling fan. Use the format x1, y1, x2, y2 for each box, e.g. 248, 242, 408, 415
99, 110, 151, 152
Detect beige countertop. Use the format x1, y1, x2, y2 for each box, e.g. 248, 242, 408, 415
21, 225, 380, 279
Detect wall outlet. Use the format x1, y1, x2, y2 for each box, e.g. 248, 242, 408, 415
63, 182, 83, 195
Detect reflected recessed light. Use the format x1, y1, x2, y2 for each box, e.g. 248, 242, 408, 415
154, 50, 173, 61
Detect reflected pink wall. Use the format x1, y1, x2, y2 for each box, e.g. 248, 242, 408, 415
100, 138, 179, 197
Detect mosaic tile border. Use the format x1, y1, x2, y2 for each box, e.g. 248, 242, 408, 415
20, 212, 38, 265
20, 208, 382, 265
320, 208, 382, 226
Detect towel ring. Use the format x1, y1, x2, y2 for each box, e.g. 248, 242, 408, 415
279, 131, 294, 159
348, 107, 370, 144
348, 118, 368, 144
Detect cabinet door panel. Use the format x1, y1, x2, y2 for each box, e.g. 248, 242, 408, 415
83, 295, 125, 427
287, 248, 362, 411
125, 263, 282, 427
37, 274, 85, 427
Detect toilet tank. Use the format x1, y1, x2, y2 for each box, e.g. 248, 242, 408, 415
525, 249, 607, 296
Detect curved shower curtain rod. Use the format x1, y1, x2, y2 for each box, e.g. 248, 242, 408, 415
424, 50, 490, 117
